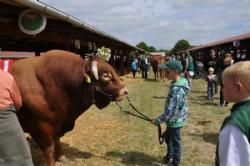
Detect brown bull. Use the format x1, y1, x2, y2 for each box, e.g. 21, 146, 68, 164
11, 50, 128, 166
149, 55, 166, 80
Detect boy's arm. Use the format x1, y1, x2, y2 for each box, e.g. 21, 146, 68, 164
154, 88, 182, 125
219, 124, 250, 166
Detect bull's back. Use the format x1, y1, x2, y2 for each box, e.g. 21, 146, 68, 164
12, 51, 84, 131
12, 57, 42, 97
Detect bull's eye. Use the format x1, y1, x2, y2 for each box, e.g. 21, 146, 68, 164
101, 72, 112, 81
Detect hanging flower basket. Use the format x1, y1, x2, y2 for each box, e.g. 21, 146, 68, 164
97, 46, 111, 62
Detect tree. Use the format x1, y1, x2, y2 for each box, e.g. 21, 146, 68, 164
136, 41, 157, 52
148, 46, 156, 52
171, 39, 191, 54
136, 42, 148, 51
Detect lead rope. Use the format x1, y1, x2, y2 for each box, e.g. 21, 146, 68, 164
115, 96, 165, 145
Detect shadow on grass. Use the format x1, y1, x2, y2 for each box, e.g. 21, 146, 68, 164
190, 90, 205, 94
189, 95, 207, 101
203, 132, 219, 145
27, 137, 93, 165
191, 101, 218, 106
189, 132, 219, 145
153, 96, 166, 99
106, 151, 160, 166
145, 78, 158, 82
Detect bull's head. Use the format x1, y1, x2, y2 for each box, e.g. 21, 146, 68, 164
85, 58, 128, 109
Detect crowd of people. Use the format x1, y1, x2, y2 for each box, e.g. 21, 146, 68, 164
130, 54, 150, 79
130, 48, 246, 108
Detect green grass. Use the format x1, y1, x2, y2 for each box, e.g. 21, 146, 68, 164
32, 73, 230, 166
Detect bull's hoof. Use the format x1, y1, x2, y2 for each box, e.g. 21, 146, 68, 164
56, 155, 69, 162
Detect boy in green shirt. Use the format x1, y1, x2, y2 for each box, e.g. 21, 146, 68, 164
216, 61, 250, 166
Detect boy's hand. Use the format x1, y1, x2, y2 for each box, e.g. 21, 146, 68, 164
152, 119, 160, 125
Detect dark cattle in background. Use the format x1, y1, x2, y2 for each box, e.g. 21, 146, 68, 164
11, 50, 128, 166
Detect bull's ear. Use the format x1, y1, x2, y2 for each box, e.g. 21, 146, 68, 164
91, 61, 99, 80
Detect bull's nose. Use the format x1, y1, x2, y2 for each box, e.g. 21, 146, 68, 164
115, 87, 128, 101
125, 90, 128, 95
123, 87, 128, 95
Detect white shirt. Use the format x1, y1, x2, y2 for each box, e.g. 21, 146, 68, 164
219, 124, 250, 166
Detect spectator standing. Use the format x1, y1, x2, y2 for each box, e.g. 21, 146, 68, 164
184, 52, 194, 86
206, 49, 219, 94
206, 67, 217, 101
0, 69, 33, 166
140, 55, 149, 79
220, 53, 234, 107
131, 58, 138, 78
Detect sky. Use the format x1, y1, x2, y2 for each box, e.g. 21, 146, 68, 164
41, 0, 250, 50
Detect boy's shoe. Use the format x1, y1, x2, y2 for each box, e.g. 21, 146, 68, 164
161, 156, 172, 166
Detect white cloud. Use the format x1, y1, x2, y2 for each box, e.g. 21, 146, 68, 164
42, 0, 250, 49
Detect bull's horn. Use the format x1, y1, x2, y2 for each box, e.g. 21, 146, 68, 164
91, 61, 99, 80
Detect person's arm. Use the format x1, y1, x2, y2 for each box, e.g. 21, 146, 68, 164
214, 75, 217, 82
205, 75, 209, 82
219, 124, 250, 166
9, 77, 22, 110
185, 57, 188, 72
154, 87, 182, 124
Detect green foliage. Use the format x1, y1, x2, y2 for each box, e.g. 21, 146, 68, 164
147, 46, 156, 52
136, 42, 156, 52
171, 39, 191, 54
136, 39, 191, 55
136, 42, 149, 51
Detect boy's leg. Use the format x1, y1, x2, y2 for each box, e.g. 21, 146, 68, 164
207, 85, 211, 100
162, 128, 174, 164
172, 127, 182, 166
212, 84, 215, 100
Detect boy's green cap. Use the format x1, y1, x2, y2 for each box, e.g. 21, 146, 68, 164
158, 59, 183, 72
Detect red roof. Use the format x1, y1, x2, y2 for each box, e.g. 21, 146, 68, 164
188, 31, 250, 52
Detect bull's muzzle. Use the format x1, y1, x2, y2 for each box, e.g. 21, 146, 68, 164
115, 87, 128, 101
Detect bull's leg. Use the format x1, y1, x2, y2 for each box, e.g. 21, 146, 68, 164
33, 135, 55, 166
42, 144, 55, 166
54, 137, 68, 162
30, 126, 56, 166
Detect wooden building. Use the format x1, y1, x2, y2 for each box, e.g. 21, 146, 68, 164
0, 0, 144, 74
185, 32, 250, 63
